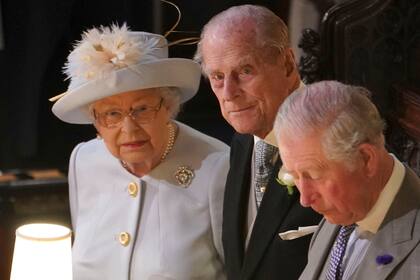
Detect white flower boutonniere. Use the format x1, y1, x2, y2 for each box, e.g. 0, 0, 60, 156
276, 167, 296, 195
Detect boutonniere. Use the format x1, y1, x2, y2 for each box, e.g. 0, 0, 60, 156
376, 254, 393, 266
276, 167, 295, 195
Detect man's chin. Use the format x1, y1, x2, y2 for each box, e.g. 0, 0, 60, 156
324, 214, 354, 226
236, 129, 256, 135
230, 124, 252, 134
229, 122, 267, 136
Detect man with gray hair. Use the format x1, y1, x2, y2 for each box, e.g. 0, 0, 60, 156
274, 80, 420, 279
195, 5, 321, 280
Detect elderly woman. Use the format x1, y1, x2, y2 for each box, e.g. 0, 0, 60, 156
51, 24, 228, 279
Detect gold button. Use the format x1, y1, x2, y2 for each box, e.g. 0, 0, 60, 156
128, 182, 138, 197
118, 232, 131, 246
261, 186, 266, 193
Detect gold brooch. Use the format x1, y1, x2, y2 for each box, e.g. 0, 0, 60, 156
174, 165, 194, 187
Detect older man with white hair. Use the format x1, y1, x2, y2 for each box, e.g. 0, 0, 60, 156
274, 80, 420, 280
195, 4, 322, 280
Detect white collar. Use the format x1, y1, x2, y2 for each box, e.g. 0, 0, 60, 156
357, 154, 406, 234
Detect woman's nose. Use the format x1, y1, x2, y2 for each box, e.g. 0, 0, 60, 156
121, 115, 141, 132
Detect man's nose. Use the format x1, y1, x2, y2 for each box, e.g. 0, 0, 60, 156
223, 74, 240, 100
296, 178, 317, 207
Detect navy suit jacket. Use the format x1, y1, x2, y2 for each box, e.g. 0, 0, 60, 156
222, 133, 322, 280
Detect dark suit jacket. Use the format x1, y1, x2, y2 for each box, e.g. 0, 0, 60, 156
222, 133, 322, 280
299, 166, 420, 280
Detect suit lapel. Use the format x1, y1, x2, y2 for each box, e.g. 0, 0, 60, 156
299, 220, 339, 280
352, 168, 420, 279
241, 159, 299, 278
222, 134, 254, 276
352, 210, 420, 279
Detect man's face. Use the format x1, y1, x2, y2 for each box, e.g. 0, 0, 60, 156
278, 133, 374, 226
201, 29, 297, 138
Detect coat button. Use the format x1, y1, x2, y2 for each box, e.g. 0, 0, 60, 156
260, 186, 266, 193
118, 232, 131, 246
128, 182, 138, 197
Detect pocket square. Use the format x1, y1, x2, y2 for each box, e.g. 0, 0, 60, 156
278, 225, 318, 240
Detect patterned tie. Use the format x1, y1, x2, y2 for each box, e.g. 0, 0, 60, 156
326, 224, 356, 280
254, 140, 278, 208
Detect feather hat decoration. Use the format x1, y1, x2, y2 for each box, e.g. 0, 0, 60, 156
64, 24, 161, 91
51, 23, 201, 124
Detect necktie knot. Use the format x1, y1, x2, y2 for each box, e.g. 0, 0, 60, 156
255, 140, 277, 170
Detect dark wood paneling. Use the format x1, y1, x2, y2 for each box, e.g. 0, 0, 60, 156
299, 0, 420, 175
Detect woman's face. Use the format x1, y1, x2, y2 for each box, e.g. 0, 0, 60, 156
92, 88, 171, 175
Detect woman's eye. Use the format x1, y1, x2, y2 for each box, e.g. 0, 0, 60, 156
132, 106, 148, 114
105, 111, 122, 117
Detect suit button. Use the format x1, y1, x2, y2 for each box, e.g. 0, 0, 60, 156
118, 232, 131, 246
260, 186, 266, 193
128, 182, 138, 197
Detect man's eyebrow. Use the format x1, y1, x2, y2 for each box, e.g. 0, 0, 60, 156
237, 55, 256, 66
205, 55, 257, 76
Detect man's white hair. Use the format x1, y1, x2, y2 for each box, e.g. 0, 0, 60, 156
275, 80, 386, 166
194, 4, 290, 75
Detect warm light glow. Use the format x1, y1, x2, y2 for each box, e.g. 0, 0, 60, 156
10, 223, 72, 280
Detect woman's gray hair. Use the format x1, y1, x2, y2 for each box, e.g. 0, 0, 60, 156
158, 87, 181, 118
194, 4, 289, 75
275, 81, 385, 166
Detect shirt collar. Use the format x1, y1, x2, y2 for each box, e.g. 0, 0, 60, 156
253, 135, 263, 146
357, 154, 406, 234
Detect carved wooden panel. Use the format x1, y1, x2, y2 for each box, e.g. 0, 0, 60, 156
298, 0, 420, 175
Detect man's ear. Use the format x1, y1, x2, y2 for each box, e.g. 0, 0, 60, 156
358, 143, 378, 177
284, 48, 296, 77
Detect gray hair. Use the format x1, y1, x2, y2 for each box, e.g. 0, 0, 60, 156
194, 4, 289, 74
159, 87, 181, 118
274, 81, 385, 165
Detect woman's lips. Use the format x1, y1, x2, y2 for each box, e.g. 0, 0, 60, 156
121, 140, 147, 149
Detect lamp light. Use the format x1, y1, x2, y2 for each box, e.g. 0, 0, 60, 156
10, 223, 72, 280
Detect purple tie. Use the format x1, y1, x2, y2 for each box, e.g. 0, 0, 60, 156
326, 224, 356, 280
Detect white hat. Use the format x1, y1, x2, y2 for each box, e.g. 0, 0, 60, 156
51, 24, 201, 124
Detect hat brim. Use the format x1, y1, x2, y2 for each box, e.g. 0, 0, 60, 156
52, 58, 201, 124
